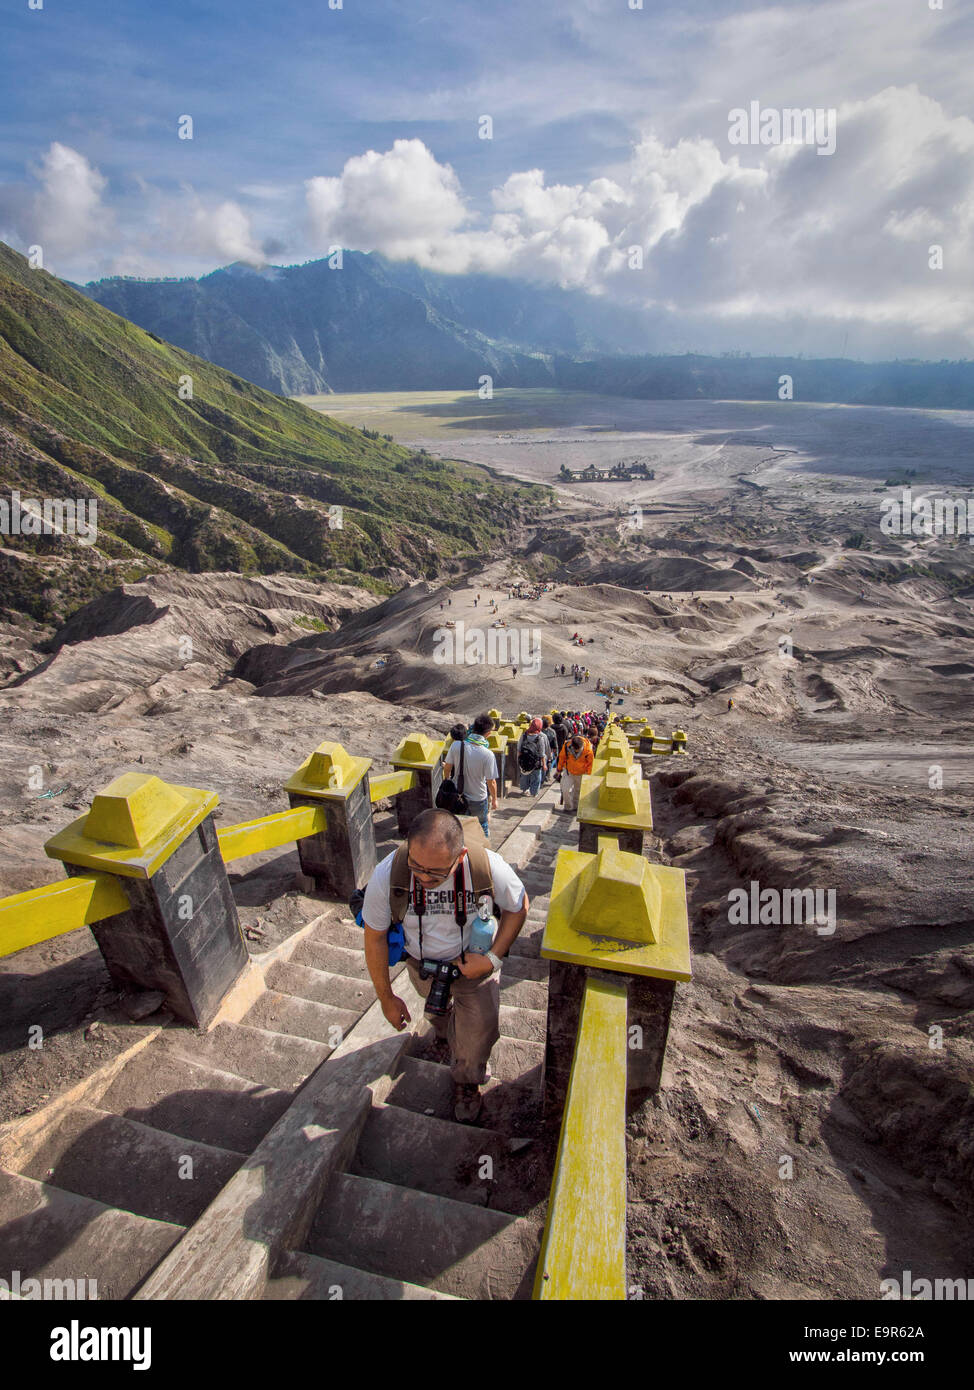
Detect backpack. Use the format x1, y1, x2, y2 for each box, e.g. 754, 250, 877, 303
517, 734, 542, 772
435, 741, 469, 815
350, 826, 494, 965
349, 884, 407, 965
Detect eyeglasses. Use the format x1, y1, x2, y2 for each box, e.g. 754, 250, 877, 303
407, 850, 461, 881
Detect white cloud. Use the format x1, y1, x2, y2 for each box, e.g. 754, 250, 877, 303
4, 67, 974, 357
306, 139, 471, 261
182, 197, 265, 265
299, 84, 974, 347
0, 144, 265, 275
23, 142, 114, 257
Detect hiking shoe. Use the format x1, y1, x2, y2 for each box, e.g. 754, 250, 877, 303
453, 1083, 482, 1123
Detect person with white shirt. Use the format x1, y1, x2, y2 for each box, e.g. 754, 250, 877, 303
442, 712, 498, 837
361, 808, 529, 1122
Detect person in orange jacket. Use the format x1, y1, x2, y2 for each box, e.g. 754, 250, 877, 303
556, 732, 594, 812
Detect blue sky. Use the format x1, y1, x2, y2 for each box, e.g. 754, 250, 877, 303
1, 0, 973, 357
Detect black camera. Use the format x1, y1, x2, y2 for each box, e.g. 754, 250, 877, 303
418, 958, 461, 1017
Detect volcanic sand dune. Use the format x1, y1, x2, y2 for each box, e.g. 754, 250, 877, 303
3, 391, 974, 1297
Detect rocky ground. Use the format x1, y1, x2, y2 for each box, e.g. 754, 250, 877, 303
2, 395, 973, 1298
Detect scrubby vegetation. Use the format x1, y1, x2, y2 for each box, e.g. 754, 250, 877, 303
0, 242, 550, 623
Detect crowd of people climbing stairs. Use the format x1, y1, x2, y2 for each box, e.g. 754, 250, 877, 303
438, 709, 609, 828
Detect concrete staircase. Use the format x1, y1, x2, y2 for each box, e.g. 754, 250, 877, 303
0, 785, 573, 1301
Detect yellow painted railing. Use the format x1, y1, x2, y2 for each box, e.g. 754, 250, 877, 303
0, 874, 130, 957
216, 804, 328, 864
0, 805, 331, 957
534, 976, 628, 1300
368, 770, 418, 803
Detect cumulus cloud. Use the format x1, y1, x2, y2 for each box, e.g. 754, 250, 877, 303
0, 142, 115, 266
0, 142, 265, 276
306, 139, 471, 263
4, 74, 974, 357
179, 196, 265, 265
32, 143, 113, 253
302, 86, 974, 347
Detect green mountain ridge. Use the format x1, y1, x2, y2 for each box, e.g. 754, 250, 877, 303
0, 241, 548, 625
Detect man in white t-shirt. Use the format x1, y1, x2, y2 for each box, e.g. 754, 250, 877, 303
361, 808, 528, 1122
442, 713, 498, 837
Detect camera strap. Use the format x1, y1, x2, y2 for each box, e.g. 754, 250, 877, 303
411, 854, 468, 963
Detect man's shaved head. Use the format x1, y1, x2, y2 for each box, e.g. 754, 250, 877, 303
408, 808, 464, 858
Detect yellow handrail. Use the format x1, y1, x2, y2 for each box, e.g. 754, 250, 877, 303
0, 805, 331, 956
533, 975, 628, 1300
369, 770, 418, 802
216, 805, 328, 863
0, 875, 130, 958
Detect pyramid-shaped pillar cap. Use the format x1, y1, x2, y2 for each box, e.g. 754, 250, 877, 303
46, 772, 218, 879
393, 733, 440, 767
597, 769, 640, 815
307, 742, 358, 787
84, 773, 189, 849
285, 740, 371, 798
568, 842, 661, 945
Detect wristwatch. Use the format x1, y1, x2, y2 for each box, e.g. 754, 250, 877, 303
486, 950, 502, 973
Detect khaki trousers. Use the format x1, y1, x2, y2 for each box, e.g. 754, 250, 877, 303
560, 771, 583, 811
405, 956, 500, 1086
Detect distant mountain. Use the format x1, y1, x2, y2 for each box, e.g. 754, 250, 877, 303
79, 252, 584, 396
556, 353, 974, 411
0, 241, 548, 625
79, 251, 974, 409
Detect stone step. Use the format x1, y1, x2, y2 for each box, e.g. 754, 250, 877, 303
305, 919, 367, 952
157, 1021, 330, 1092
265, 959, 375, 1015
522, 889, 552, 909
352, 1103, 549, 1217
288, 937, 372, 980
497, 975, 548, 1011
387, 1056, 542, 1137
0, 1169, 183, 1300
95, 1049, 292, 1154
14, 1105, 244, 1227
489, 1033, 545, 1083
497, 954, 549, 983
305, 1171, 541, 1299
242, 992, 360, 1047
498, 1003, 546, 1043
265, 1248, 458, 1301
509, 930, 543, 959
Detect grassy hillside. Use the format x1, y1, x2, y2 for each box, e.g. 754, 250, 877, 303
0, 242, 549, 624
